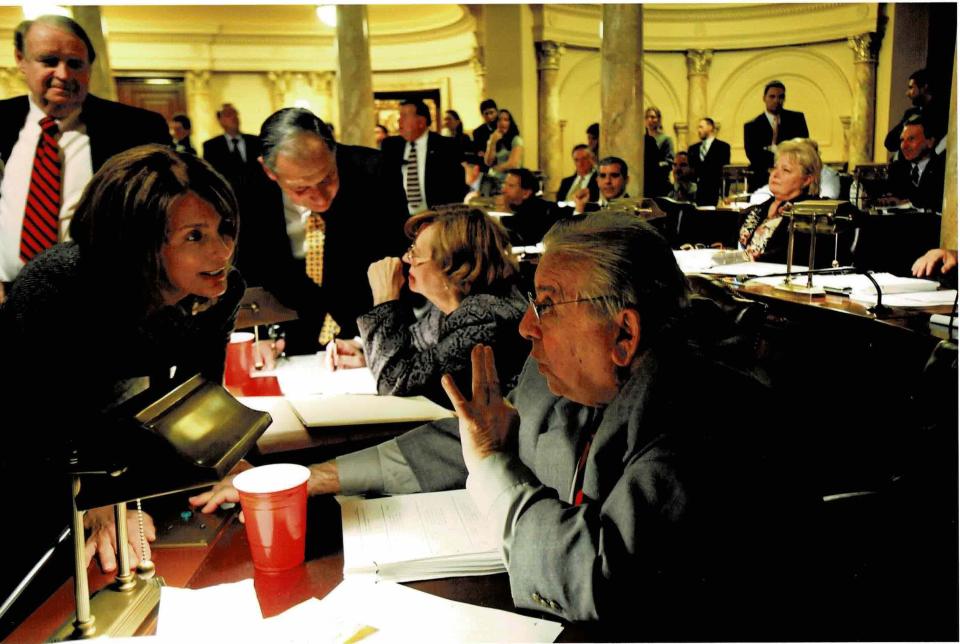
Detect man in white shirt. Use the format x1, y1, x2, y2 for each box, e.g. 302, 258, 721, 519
556, 144, 598, 205
0, 15, 169, 300
381, 99, 465, 214
743, 81, 809, 191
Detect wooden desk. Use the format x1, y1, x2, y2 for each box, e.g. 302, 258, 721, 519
10, 496, 599, 642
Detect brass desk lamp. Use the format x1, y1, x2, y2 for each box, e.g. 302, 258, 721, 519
51, 375, 271, 640
777, 200, 855, 295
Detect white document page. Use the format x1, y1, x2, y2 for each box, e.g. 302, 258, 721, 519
258, 578, 563, 643
339, 489, 505, 582
852, 289, 958, 308
752, 272, 940, 295
158, 579, 262, 638
288, 394, 454, 428
264, 353, 378, 397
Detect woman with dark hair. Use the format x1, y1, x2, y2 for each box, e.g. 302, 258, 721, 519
645, 106, 674, 196
326, 204, 528, 404
483, 108, 524, 185
0, 144, 242, 600
442, 109, 471, 148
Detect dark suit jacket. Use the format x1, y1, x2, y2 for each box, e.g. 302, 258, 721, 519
743, 109, 808, 190
557, 171, 599, 203
472, 123, 496, 162
688, 138, 731, 206
504, 196, 560, 246
0, 94, 170, 171
202, 133, 263, 193
886, 151, 946, 212
236, 144, 409, 352
381, 132, 466, 210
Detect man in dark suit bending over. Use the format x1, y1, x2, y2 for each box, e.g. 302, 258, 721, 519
743, 81, 808, 191
381, 98, 466, 214
0, 15, 170, 300
237, 108, 408, 353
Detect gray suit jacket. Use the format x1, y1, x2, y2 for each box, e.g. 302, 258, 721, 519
349, 348, 814, 636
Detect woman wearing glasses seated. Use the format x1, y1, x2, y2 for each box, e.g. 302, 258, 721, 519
326, 205, 528, 404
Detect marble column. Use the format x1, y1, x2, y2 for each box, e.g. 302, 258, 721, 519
336, 5, 375, 148
685, 49, 713, 148
673, 123, 688, 150
72, 6, 116, 101
536, 40, 564, 200
601, 4, 643, 197
941, 46, 957, 247
847, 32, 880, 168
185, 70, 214, 146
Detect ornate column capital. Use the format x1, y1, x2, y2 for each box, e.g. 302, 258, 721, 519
185, 70, 211, 95
848, 32, 880, 64
685, 49, 713, 76
536, 40, 564, 71
307, 71, 335, 95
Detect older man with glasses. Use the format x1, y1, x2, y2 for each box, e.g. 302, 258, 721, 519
194, 211, 817, 640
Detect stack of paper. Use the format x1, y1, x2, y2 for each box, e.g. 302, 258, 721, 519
339, 489, 505, 583
159, 577, 564, 642
266, 354, 378, 397
288, 394, 454, 428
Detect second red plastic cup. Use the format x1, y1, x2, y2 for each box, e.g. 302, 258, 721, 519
233, 463, 310, 573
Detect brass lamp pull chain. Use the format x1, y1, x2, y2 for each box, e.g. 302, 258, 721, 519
135, 499, 156, 579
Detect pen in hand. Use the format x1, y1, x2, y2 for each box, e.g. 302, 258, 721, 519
326, 339, 339, 371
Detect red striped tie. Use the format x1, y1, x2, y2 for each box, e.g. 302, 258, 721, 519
20, 116, 62, 263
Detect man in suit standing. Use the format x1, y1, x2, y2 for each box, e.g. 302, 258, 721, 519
743, 81, 808, 191
202, 102, 262, 195
0, 15, 170, 299
883, 114, 945, 213
239, 108, 408, 353
688, 117, 731, 206
471, 98, 499, 166
170, 113, 195, 154
381, 99, 466, 214
556, 144, 599, 205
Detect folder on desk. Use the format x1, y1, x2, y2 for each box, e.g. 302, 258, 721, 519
287, 394, 454, 428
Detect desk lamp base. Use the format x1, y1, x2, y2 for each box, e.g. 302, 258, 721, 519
773, 281, 826, 296
50, 575, 165, 641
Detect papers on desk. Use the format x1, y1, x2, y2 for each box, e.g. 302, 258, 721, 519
267, 353, 378, 397
288, 394, 454, 428
339, 489, 505, 583
852, 289, 958, 308
158, 577, 563, 642
158, 579, 262, 638
672, 249, 805, 277
751, 272, 940, 297
271, 578, 564, 643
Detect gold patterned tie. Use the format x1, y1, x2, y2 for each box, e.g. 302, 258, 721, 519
304, 214, 341, 345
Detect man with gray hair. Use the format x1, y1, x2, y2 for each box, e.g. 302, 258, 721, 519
239, 107, 407, 353
194, 211, 815, 639
0, 14, 169, 300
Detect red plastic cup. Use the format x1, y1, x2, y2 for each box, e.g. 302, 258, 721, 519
233, 463, 310, 573
224, 332, 255, 392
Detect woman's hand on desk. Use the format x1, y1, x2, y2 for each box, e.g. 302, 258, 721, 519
189, 459, 254, 522
368, 257, 404, 305
324, 338, 366, 371
83, 506, 156, 572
